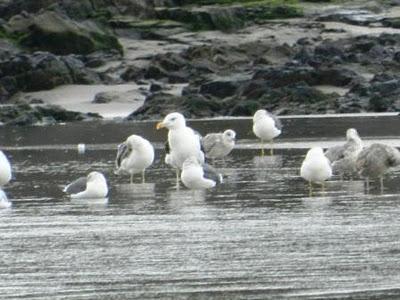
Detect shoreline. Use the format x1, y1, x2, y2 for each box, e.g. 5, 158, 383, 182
0, 113, 397, 147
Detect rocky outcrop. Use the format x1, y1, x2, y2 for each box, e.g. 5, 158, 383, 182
0, 0, 157, 21
6, 11, 122, 55
0, 52, 100, 99
126, 30, 400, 120
0, 103, 101, 126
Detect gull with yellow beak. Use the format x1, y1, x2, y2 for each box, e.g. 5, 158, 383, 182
156, 112, 205, 187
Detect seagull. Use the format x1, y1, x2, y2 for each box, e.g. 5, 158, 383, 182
201, 129, 236, 160
156, 112, 205, 186
64, 171, 108, 199
115, 134, 154, 184
325, 128, 363, 179
181, 156, 223, 190
356, 143, 400, 191
0, 150, 12, 187
300, 147, 332, 194
252, 109, 282, 156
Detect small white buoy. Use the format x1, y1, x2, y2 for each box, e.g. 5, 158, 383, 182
77, 143, 86, 154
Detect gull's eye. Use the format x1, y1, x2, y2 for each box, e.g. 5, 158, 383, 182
170, 117, 176, 121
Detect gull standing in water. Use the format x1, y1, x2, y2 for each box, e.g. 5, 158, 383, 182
300, 147, 332, 194
181, 156, 223, 190
156, 112, 205, 187
0, 150, 12, 187
325, 128, 363, 179
0, 151, 12, 208
252, 109, 282, 156
115, 134, 154, 184
356, 143, 400, 191
201, 129, 236, 161
64, 171, 108, 199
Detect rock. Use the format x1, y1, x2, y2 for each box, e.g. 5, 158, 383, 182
120, 65, 146, 82
316, 9, 383, 26
156, 6, 246, 31
149, 82, 164, 92
127, 92, 223, 120
382, 17, 400, 28
0, 0, 156, 21
92, 90, 143, 104
253, 66, 318, 87
0, 51, 100, 100
199, 80, 238, 98
9, 11, 123, 55
0, 103, 101, 126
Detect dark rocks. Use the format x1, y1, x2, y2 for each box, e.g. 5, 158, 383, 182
252, 66, 359, 88
0, 103, 101, 126
92, 90, 142, 103
0, 0, 156, 21
316, 9, 383, 26
199, 80, 238, 98
156, 6, 246, 31
0, 52, 100, 97
127, 92, 223, 120
149, 82, 164, 93
8, 11, 123, 55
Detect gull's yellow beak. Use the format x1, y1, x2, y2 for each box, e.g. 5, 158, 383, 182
156, 122, 165, 130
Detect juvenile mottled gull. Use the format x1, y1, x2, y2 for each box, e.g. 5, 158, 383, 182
156, 112, 205, 186
64, 171, 108, 199
356, 143, 400, 190
201, 129, 236, 160
325, 128, 363, 178
301, 147, 332, 192
115, 134, 154, 184
252, 109, 282, 156
181, 156, 223, 190
0, 150, 12, 187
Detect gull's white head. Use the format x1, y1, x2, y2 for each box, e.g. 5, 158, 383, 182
346, 128, 359, 141
305, 147, 325, 160
126, 134, 146, 149
223, 129, 236, 142
253, 109, 268, 122
87, 171, 106, 183
156, 112, 186, 130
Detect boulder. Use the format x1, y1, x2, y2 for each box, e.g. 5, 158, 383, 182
199, 80, 238, 98
9, 11, 122, 55
92, 90, 141, 103
0, 0, 156, 21
0, 51, 100, 98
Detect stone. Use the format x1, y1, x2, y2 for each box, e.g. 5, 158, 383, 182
14, 11, 123, 55
199, 80, 238, 98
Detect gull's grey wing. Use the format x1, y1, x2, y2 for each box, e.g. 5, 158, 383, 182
267, 112, 282, 131
115, 142, 130, 169
203, 163, 223, 184
325, 145, 345, 162
64, 177, 87, 194
356, 143, 400, 178
201, 133, 222, 154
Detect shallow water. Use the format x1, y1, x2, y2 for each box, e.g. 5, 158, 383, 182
1, 117, 400, 299
2, 142, 400, 299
